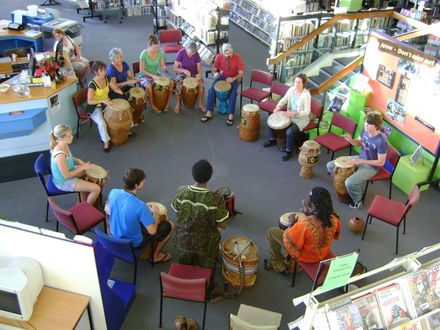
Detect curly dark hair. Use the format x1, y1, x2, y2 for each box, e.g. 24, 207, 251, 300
309, 186, 334, 228
192, 160, 213, 184
123, 168, 146, 190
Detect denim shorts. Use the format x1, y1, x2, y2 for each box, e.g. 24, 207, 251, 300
55, 177, 78, 192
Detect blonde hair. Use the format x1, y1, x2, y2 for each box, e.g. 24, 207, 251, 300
49, 124, 72, 150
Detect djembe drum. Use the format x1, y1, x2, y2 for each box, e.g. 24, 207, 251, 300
267, 112, 291, 151
182, 76, 198, 109
298, 140, 321, 178
279, 212, 306, 230
214, 80, 231, 114
84, 164, 108, 207
152, 76, 170, 111
239, 104, 260, 142
333, 156, 356, 203
104, 99, 132, 145
222, 236, 258, 291
146, 201, 168, 222
127, 87, 147, 124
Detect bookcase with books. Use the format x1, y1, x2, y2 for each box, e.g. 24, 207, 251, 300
164, 0, 229, 64
291, 245, 440, 330
124, 0, 152, 16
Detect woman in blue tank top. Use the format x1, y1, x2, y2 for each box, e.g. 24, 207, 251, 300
49, 124, 101, 205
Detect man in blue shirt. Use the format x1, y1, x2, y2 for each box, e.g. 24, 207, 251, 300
108, 168, 172, 263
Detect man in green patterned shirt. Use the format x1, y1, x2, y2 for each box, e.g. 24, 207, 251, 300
171, 160, 229, 268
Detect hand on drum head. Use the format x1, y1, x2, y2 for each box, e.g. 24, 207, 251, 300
81, 162, 94, 171
226, 77, 234, 83
181, 69, 191, 77
345, 157, 357, 166
103, 98, 112, 106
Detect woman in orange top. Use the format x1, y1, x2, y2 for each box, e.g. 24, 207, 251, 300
265, 186, 341, 274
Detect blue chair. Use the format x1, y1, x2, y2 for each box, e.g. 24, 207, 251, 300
34, 153, 79, 222
95, 228, 142, 284
94, 242, 136, 330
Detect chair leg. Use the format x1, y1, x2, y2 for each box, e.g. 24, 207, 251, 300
103, 219, 107, 234
202, 299, 207, 330
159, 280, 163, 328
362, 181, 370, 203
239, 96, 242, 110
331, 151, 335, 160
349, 146, 352, 155
45, 200, 49, 222
361, 215, 370, 240
150, 240, 155, 267
291, 259, 298, 287
403, 216, 406, 234
133, 260, 137, 284
76, 117, 80, 138
396, 226, 399, 254
56, 220, 59, 232
389, 179, 393, 199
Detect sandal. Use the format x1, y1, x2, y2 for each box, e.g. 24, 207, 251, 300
226, 118, 234, 126
201, 115, 213, 123
153, 252, 172, 264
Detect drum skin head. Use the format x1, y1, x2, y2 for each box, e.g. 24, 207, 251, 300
129, 87, 145, 98
214, 80, 231, 92
155, 76, 169, 87
86, 165, 107, 179
110, 98, 130, 111
334, 156, 353, 168
242, 104, 259, 113
183, 77, 198, 89
267, 112, 290, 130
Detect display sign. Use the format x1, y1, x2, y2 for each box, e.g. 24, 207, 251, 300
320, 252, 358, 291
378, 39, 436, 67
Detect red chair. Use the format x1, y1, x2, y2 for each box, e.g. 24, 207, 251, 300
363, 144, 401, 202
303, 99, 324, 136
240, 70, 274, 109
257, 81, 290, 114
291, 251, 335, 289
314, 112, 357, 160
48, 197, 106, 235
132, 61, 140, 76
159, 29, 184, 63
72, 87, 92, 138
362, 185, 420, 254
159, 263, 212, 330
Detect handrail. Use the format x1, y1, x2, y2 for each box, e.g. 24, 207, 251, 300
266, 9, 395, 66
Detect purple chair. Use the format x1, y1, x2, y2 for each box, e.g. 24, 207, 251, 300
240, 70, 274, 109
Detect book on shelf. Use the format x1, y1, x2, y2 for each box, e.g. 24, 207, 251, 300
375, 282, 412, 329
401, 270, 440, 318
352, 292, 385, 329
427, 262, 440, 303
326, 300, 364, 330
389, 318, 425, 330
419, 309, 440, 330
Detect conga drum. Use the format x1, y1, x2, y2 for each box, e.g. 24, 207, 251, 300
104, 99, 132, 145
152, 76, 170, 111
333, 156, 356, 203
214, 80, 231, 114
127, 87, 146, 124
182, 76, 198, 109
298, 140, 321, 178
146, 201, 168, 222
222, 236, 258, 289
279, 212, 306, 230
239, 104, 260, 142
267, 112, 291, 150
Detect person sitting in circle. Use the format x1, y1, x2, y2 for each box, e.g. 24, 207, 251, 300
106, 47, 138, 100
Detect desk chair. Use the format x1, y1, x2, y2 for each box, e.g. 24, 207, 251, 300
230, 304, 282, 330
239, 70, 274, 110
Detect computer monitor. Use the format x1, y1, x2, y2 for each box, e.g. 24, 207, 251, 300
410, 144, 423, 166
28, 47, 37, 77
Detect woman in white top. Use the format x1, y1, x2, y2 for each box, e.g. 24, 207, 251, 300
263, 74, 311, 161
53, 28, 90, 87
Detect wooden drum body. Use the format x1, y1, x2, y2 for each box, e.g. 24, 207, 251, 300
182, 77, 198, 109
279, 212, 306, 230
152, 76, 170, 111
267, 112, 290, 150
214, 80, 231, 115
104, 99, 132, 145
222, 236, 258, 289
239, 104, 260, 142
333, 156, 356, 203
298, 140, 321, 178
127, 87, 146, 124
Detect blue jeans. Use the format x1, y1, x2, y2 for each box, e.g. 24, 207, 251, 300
326, 156, 378, 203
207, 75, 240, 116
268, 123, 301, 153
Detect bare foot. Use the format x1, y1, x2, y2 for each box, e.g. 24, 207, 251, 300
199, 105, 207, 113
174, 106, 180, 114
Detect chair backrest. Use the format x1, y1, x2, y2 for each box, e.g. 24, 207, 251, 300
72, 87, 88, 114
34, 154, 50, 194
404, 185, 420, 215
94, 228, 136, 265
160, 272, 207, 302
47, 197, 79, 234
230, 314, 278, 330
159, 29, 182, 44
386, 144, 401, 171
132, 61, 140, 76
310, 99, 324, 120
270, 81, 290, 98
331, 112, 357, 135
250, 70, 274, 87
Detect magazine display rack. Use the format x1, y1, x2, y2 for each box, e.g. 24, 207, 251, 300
291, 242, 440, 329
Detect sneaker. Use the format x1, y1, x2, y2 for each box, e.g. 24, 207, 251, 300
349, 200, 363, 209
282, 151, 292, 161
263, 140, 276, 148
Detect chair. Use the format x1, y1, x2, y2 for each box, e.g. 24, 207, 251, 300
303, 99, 324, 136
314, 112, 357, 160
230, 304, 282, 330
72, 87, 92, 138
363, 144, 401, 202
95, 228, 142, 284
240, 70, 274, 110
34, 153, 79, 223
257, 81, 289, 114
94, 242, 136, 330
362, 186, 420, 254
48, 197, 106, 235
132, 61, 140, 76
159, 263, 212, 330
291, 251, 335, 290
159, 29, 184, 63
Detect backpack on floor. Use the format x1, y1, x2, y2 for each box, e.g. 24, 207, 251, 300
216, 187, 240, 216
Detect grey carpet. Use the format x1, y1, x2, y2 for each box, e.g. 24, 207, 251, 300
1, 1, 440, 329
